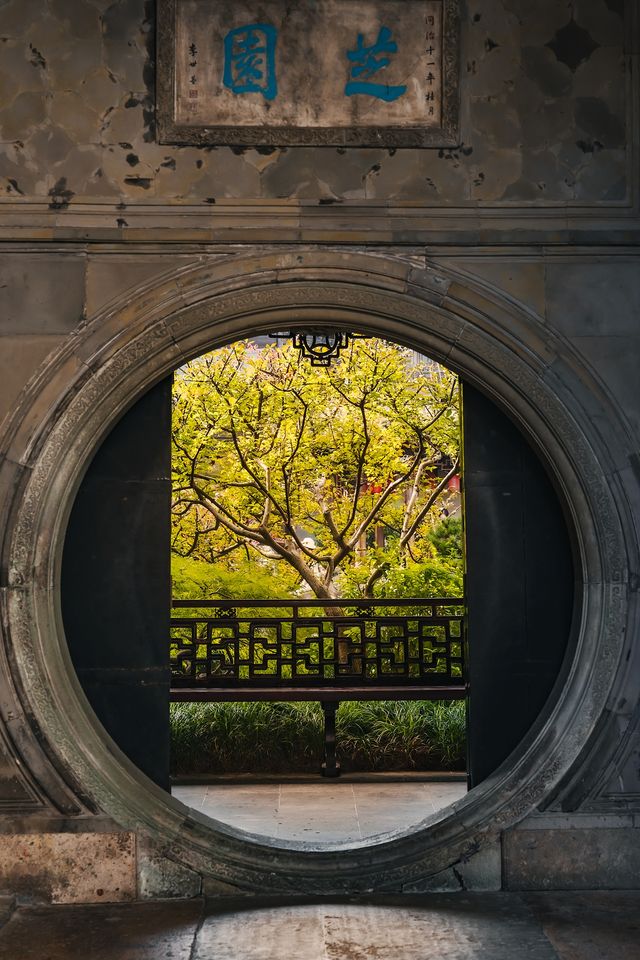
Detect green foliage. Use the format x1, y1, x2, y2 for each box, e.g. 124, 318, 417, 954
172, 554, 299, 601
170, 701, 324, 775
337, 700, 466, 771
170, 700, 466, 775
380, 559, 462, 600
337, 517, 464, 601
427, 517, 464, 562
172, 338, 461, 600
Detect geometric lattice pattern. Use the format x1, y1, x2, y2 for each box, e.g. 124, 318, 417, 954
170, 598, 465, 690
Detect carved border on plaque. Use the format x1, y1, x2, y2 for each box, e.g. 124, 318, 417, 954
156, 0, 460, 147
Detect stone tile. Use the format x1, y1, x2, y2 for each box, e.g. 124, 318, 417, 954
276, 809, 359, 825
205, 819, 281, 840
276, 810, 359, 829
274, 823, 363, 842
276, 810, 361, 840
194, 902, 327, 960
188, 150, 263, 200
517, 813, 635, 831
3, 895, 639, 958
85, 255, 193, 316
204, 785, 280, 798
202, 805, 280, 820
0, 90, 47, 141
50, 91, 100, 143
357, 818, 419, 837
203, 802, 280, 817
172, 786, 207, 809
0, 832, 136, 904
546, 263, 640, 337
324, 899, 555, 959
353, 790, 432, 805
504, 828, 640, 891
358, 814, 433, 831
0, 256, 86, 336
570, 336, 640, 436
136, 836, 202, 900
525, 892, 640, 960
350, 782, 432, 797
455, 840, 503, 892
195, 895, 559, 960
279, 785, 355, 807
175, 781, 468, 843
0, 335, 62, 422
203, 785, 280, 813
445, 260, 546, 319
0, 897, 15, 929
0, 900, 202, 960
422, 781, 468, 794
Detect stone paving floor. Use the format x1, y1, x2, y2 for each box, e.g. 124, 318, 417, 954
1, 892, 639, 959
172, 778, 467, 842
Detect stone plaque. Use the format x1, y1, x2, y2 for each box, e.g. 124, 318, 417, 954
157, 0, 459, 147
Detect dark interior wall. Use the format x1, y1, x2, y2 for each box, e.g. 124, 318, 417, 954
61, 378, 173, 790
462, 382, 575, 787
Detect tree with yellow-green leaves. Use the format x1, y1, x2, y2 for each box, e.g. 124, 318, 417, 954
172, 337, 460, 602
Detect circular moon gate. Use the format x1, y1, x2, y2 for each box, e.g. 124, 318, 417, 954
2, 252, 634, 892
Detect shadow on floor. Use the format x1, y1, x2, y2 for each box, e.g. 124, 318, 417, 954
1, 892, 639, 959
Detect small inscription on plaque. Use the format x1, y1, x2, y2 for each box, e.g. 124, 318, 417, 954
157, 0, 459, 147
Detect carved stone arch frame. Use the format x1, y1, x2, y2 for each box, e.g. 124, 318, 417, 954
1, 250, 636, 891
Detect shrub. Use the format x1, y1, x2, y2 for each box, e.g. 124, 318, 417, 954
170, 699, 466, 776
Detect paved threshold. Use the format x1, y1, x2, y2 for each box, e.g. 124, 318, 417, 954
0, 893, 639, 960
173, 779, 467, 842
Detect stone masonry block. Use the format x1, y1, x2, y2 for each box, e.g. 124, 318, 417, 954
0, 832, 136, 903
0, 257, 85, 335
503, 827, 640, 890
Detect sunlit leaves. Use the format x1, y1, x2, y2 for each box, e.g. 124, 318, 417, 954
172, 338, 460, 597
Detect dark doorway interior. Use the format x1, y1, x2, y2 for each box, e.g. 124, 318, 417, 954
61, 378, 173, 790
462, 383, 575, 787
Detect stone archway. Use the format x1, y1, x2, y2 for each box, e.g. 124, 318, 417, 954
1, 250, 635, 892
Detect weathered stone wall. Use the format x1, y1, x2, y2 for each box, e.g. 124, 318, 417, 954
0, 0, 638, 900
0, 0, 629, 203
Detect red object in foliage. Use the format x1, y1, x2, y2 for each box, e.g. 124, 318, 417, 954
447, 474, 461, 492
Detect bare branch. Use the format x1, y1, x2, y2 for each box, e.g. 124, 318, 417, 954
344, 439, 426, 555
192, 483, 267, 542
338, 398, 370, 539
399, 460, 427, 545
364, 562, 390, 598
400, 457, 459, 548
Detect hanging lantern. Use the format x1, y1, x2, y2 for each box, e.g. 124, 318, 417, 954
268, 328, 365, 366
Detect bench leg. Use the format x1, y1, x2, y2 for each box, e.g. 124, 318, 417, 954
321, 700, 341, 778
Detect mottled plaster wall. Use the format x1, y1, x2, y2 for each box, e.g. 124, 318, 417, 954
0, 0, 629, 204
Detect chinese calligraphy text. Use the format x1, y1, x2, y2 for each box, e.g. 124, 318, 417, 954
164, 0, 457, 148
345, 26, 407, 102
223, 23, 278, 100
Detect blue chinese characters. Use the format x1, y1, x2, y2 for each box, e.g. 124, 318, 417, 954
223, 24, 278, 100
345, 26, 407, 102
